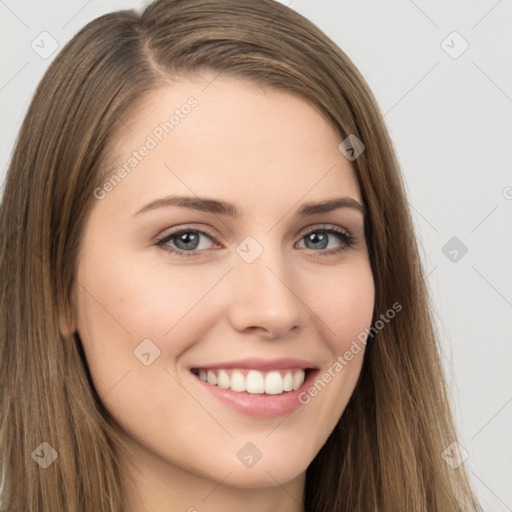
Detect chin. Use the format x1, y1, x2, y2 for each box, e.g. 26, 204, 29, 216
199, 442, 313, 488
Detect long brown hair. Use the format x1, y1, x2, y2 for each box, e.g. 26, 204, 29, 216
0, 0, 482, 510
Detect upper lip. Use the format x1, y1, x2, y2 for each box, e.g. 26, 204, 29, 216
189, 357, 319, 371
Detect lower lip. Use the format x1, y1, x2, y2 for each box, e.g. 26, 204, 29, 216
190, 369, 318, 418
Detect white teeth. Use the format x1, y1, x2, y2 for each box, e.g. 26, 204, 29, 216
206, 370, 217, 386
265, 371, 283, 394
230, 371, 246, 392
195, 368, 307, 395
283, 372, 293, 391
292, 369, 305, 390
246, 370, 265, 394
217, 369, 230, 389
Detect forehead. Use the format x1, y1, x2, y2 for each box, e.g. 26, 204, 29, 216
98, 74, 362, 213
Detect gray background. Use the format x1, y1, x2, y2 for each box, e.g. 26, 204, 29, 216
1, 1, 511, 510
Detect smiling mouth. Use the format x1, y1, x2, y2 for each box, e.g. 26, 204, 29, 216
190, 367, 312, 395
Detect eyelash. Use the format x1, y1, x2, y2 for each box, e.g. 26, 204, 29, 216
155, 224, 357, 258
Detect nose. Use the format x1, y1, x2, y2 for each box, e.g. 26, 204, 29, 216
227, 244, 307, 340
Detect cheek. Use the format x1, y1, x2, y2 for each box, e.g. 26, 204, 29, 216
312, 260, 375, 355
73, 254, 227, 393
77, 254, 210, 340
74, 258, 208, 435
269, 261, 375, 468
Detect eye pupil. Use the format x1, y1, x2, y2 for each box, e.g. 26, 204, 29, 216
175, 232, 200, 250
305, 231, 328, 249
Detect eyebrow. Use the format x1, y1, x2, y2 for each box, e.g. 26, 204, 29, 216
132, 195, 365, 218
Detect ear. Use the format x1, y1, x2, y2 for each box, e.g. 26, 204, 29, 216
59, 314, 76, 337
58, 295, 77, 337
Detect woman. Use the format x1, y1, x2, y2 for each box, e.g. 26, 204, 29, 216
0, 0, 483, 511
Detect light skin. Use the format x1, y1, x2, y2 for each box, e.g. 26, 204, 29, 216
64, 73, 375, 512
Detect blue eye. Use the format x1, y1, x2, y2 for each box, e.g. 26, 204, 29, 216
297, 227, 356, 253
155, 225, 356, 257
157, 229, 216, 254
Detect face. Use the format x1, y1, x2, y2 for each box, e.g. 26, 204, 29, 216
68, 73, 374, 502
